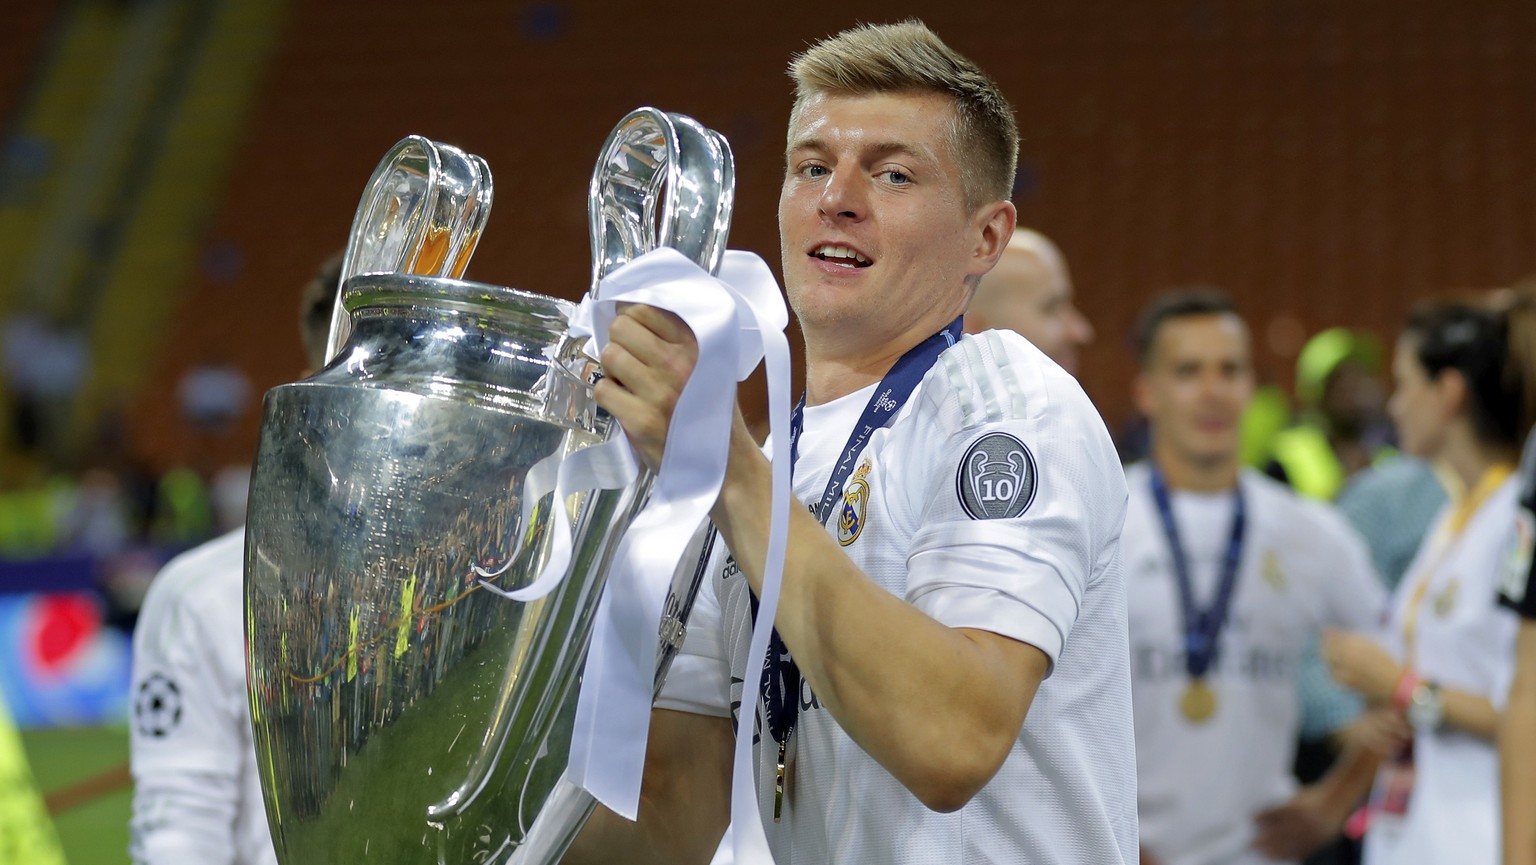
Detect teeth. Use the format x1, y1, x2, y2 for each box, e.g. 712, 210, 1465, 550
814, 244, 871, 265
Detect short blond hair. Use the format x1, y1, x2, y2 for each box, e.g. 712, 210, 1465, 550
788, 20, 1019, 209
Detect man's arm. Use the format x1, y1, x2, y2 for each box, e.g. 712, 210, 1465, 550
597, 306, 1049, 813
562, 708, 733, 865
129, 565, 248, 865
1502, 620, 1536, 865
1251, 722, 1391, 860
1323, 629, 1501, 740
709, 423, 1047, 812
130, 772, 246, 865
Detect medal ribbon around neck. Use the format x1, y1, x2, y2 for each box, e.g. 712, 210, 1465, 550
750, 317, 963, 765
1149, 466, 1246, 689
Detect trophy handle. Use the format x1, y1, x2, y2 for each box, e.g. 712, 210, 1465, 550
325, 137, 493, 362
423, 110, 737, 854
586, 107, 735, 284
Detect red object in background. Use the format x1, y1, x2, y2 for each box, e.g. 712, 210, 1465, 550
30, 593, 101, 673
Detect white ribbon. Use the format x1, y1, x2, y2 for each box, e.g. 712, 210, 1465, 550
479, 248, 789, 864
714, 251, 792, 865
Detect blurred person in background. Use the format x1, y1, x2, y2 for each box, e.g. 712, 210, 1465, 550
128, 252, 341, 865
1281, 329, 1447, 865
1268, 328, 1392, 501
1122, 290, 1386, 865
962, 228, 1093, 376
1322, 297, 1536, 865
0, 310, 88, 469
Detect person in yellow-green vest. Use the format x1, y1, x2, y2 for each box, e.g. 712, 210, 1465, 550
0, 693, 67, 865
1272, 328, 1447, 865
1267, 327, 1395, 501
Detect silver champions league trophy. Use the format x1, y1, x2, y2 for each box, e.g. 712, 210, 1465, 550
244, 108, 733, 865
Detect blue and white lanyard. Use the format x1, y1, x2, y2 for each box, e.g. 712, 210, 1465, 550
751, 317, 963, 748
1148, 466, 1246, 680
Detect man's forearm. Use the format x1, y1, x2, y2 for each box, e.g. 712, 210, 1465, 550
561, 709, 732, 865
1312, 744, 1381, 821
1502, 622, 1536, 865
710, 419, 1046, 812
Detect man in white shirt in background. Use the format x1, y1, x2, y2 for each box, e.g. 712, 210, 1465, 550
1124, 290, 1387, 865
128, 253, 341, 865
963, 228, 1093, 377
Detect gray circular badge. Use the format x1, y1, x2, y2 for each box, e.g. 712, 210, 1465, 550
956, 432, 1037, 520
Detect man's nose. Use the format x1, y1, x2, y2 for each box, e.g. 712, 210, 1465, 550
817, 168, 866, 221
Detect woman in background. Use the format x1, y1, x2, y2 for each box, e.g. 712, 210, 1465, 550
1323, 297, 1536, 865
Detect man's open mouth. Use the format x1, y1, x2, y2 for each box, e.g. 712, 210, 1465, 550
811, 244, 873, 268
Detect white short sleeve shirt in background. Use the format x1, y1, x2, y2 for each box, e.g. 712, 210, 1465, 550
658, 330, 1139, 865
1121, 463, 1386, 865
1362, 475, 1520, 865
129, 529, 277, 865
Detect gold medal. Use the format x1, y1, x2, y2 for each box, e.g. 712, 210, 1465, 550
1180, 679, 1218, 723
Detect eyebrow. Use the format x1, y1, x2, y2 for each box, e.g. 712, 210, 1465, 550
786, 138, 937, 165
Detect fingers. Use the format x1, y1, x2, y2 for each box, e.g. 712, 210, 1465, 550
613, 303, 695, 348
601, 308, 698, 398
593, 305, 700, 471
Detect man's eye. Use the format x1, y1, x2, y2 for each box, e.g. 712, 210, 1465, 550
805, 165, 828, 178
883, 170, 910, 185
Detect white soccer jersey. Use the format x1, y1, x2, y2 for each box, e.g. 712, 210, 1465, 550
1120, 464, 1385, 865
1362, 474, 1521, 865
129, 528, 277, 865
658, 330, 1139, 865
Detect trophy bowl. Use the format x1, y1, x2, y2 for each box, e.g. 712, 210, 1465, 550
246, 273, 638, 864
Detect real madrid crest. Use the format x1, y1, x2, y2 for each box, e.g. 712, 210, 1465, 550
1500, 508, 1535, 605
956, 432, 1037, 520
838, 459, 873, 546
1262, 549, 1286, 591
1433, 577, 1459, 617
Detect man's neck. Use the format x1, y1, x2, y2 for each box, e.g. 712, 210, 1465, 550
1151, 439, 1240, 493
1439, 425, 1517, 495
803, 328, 945, 406
804, 353, 900, 405
800, 308, 966, 405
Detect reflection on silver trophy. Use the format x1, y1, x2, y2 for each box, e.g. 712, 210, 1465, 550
244, 108, 734, 864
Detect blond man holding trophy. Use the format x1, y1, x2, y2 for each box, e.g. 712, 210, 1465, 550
570, 20, 1138, 865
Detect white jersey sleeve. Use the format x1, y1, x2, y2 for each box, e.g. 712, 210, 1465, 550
129, 529, 276, 865
654, 525, 733, 718
1309, 501, 1390, 632
902, 330, 1126, 668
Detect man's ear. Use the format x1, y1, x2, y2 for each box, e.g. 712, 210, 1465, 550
1133, 371, 1154, 419
969, 200, 1016, 279
1435, 367, 1468, 419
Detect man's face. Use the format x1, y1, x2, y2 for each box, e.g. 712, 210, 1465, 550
1135, 313, 1255, 468
778, 91, 1003, 357
1320, 360, 1386, 438
1387, 336, 1451, 459
970, 246, 1094, 374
